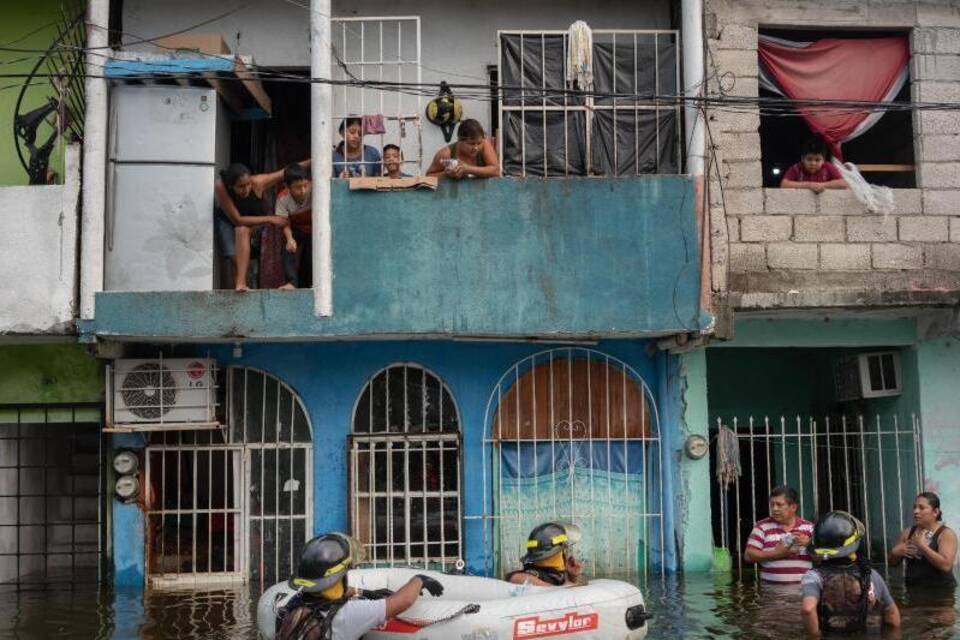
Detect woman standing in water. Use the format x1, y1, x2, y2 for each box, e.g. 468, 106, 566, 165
889, 492, 957, 590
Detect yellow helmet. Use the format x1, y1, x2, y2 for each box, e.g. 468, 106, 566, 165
425, 81, 462, 142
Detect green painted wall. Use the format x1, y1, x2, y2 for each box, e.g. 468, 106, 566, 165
915, 339, 960, 516
0, 1, 72, 185
680, 349, 713, 572
706, 317, 925, 557
0, 344, 103, 404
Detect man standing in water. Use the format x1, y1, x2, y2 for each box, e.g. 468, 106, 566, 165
744, 486, 814, 583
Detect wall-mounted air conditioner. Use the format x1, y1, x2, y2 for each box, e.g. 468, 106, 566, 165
108, 358, 218, 428
833, 352, 902, 402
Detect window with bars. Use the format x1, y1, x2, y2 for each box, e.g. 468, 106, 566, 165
349, 364, 462, 568
143, 367, 312, 590
498, 30, 681, 177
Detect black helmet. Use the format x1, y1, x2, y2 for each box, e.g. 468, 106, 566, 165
289, 533, 355, 593
521, 522, 581, 563
813, 511, 865, 560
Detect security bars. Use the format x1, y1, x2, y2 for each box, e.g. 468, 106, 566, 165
498, 30, 681, 177
478, 349, 665, 579
330, 17, 423, 175
350, 364, 462, 569
144, 368, 312, 590
0, 404, 105, 589
714, 414, 924, 572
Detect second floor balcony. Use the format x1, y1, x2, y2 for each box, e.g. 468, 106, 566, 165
87, 176, 705, 340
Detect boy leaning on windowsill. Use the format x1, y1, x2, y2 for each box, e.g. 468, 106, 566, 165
780, 137, 848, 193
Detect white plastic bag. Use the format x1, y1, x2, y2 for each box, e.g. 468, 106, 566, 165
833, 158, 896, 215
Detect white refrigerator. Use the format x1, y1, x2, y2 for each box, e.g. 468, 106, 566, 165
105, 85, 229, 291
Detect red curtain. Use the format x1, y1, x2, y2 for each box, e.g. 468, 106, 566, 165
758, 36, 910, 160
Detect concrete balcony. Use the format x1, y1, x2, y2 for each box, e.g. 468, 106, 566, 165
0, 145, 80, 335
85, 177, 705, 341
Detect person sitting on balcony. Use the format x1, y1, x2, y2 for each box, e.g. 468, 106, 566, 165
780, 138, 847, 193
275, 163, 313, 290
333, 117, 382, 178
215, 162, 306, 291
382, 144, 411, 178
506, 522, 583, 587
426, 119, 501, 180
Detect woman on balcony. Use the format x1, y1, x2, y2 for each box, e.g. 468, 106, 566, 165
426, 119, 501, 180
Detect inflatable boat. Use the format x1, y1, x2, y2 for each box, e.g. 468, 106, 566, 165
257, 568, 649, 639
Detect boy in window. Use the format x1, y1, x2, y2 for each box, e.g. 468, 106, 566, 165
781, 138, 847, 193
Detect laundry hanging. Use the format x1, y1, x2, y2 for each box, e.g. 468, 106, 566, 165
758, 34, 910, 161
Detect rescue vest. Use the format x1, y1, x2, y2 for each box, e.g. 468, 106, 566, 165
815, 561, 871, 634
276, 592, 347, 640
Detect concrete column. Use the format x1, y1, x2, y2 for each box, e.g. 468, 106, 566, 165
681, 0, 705, 177
311, 0, 333, 317
80, 0, 110, 320
680, 349, 713, 572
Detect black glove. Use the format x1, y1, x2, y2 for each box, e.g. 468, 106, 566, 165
362, 588, 394, 600
415, 574, 444, 597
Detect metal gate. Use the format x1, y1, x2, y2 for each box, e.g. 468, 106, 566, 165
713, 414, 923, 570
0, 404, 105, 589
478, 349, 665, 579
144, 368, 312, 590
331, 16, 423, 172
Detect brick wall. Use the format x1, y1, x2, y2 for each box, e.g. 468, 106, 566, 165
704, 0, 960, 308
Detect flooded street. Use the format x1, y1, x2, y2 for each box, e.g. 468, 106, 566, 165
1, 568, 956, 639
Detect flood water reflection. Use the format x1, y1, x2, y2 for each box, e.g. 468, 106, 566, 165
0, 568, 956, 639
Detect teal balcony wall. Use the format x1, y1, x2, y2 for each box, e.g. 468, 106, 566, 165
87, 177, 703, 340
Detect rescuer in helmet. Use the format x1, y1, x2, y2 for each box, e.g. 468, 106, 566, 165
507, 522, 584, 587
800, 512, 900, 636
276, 533, 443, 640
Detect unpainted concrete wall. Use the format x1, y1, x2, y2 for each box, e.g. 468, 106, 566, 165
704, 0, 960, 309
0, 145, 80, 334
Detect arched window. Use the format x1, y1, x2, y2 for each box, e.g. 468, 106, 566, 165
350, 364, 462, 568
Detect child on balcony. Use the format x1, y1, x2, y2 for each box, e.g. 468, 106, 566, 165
780, 138, 847, 193
275, 164, 312, 289
333, 117, 382, 178
383, 144, 411, 178
426, 119, 501, 180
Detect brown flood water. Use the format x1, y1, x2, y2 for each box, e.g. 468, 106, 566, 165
0, 568, 956, 639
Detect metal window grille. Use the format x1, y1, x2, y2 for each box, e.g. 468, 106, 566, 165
713, 414, 924, 571
0, 404, 105, 590
477, 349, 665, 579
144, 368, 312, 591
498, 30, 681, 177
349, 364, 462, 569
331, 17, 422, 176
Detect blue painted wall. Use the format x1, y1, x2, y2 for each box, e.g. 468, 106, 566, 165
88, 177, 703, 340
110, 339, 685, 584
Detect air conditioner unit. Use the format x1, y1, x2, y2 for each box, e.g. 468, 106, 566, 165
833, 352, 902, 402
110, 358, 217, 426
